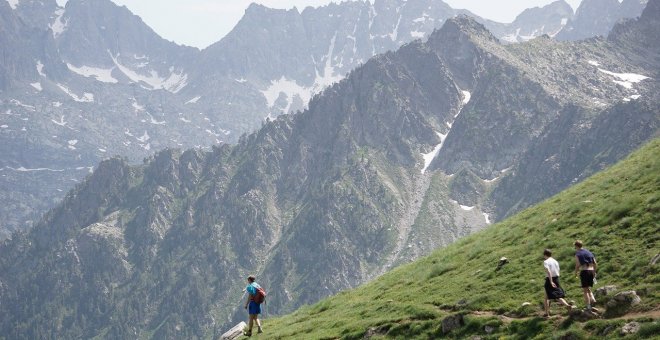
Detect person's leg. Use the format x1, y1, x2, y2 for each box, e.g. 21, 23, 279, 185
582, 288, 592, 310
588, 288, 596, 304
558, 298, 573, 313
544, 296, 550, 316
246, 314, 255, 334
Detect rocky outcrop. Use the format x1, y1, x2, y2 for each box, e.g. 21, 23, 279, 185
605, 291, 642, 317
442, 313, 465, 334
621, 322, 641, 335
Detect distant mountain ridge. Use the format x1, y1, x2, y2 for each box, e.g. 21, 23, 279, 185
0, 1, 658, 337
0, 0, 648, 238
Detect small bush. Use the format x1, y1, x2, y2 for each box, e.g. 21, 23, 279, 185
637, 321, 660, 338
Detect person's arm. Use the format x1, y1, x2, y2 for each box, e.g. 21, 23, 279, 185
593, 258, 598, 275
574, 256, 580, 276
245, 286, 251, 309
545, 266, 556, 287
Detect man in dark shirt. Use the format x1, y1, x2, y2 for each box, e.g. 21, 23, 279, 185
574, 240, 597, 311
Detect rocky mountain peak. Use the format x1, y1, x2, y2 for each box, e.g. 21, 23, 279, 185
515, 0, 573, 21
608, 0, 660, 56
556, 0, 647, 40
435, 15, 498, 43
640, 0, 659, 19
426, 15, 497, 89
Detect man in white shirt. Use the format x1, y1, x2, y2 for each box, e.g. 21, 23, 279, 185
543, 249, 573, 317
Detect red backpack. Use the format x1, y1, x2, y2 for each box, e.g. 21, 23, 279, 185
252, 286, 267, 304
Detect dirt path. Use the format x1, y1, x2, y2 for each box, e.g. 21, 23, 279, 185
452, 308, 660, 323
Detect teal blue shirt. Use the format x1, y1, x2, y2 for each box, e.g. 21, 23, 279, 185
246, 282, 261, 296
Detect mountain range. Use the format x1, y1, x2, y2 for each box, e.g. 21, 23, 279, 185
0, 0, 649, 239
0, 0, 658, 337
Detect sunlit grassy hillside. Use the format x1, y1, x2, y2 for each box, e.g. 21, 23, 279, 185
257, 138, 660, 339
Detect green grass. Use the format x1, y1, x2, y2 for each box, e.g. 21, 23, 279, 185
255, 139, 660, 339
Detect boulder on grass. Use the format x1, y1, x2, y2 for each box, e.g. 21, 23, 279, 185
220, 321, 247, 340
605, 291, 641, 318
620, 322, 641, 335
442, 314, 465, 334
569, 308, 599, 322
595, 285, 617, 297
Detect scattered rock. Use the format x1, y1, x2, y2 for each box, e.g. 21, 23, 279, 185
363, 325, 389, 339
605, 291, 641, 317
442, 314, 465, 334
595, 285, 617, 297
484, 325, 496, 334
600, 324, 616, 336
521, 302, 531, 307
220, 321, 247, 340
569, 308, 600, 322
650, 253, 660, 265
620, 322, 641, 335
496, 257, 509, 271
456, 299, 468, 306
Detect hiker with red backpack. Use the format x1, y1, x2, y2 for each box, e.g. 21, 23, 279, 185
244, 275, 266, 336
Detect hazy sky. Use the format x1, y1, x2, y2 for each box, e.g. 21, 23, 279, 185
55, 0, 584, 49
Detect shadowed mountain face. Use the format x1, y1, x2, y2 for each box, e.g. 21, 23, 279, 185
1, 0, 659, 337
556, 0, 647, 40
0, 0, 643, 238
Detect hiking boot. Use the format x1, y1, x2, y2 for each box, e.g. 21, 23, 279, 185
243, 330, 252, 337
257, 326, 263, 334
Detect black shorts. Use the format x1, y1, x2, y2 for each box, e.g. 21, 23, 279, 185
580, 270, 595, 288
544, 276, 565, 299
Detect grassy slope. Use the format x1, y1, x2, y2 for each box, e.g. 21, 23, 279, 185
256, 138, 660, 339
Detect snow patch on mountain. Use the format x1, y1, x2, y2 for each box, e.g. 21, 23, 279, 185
51, 115, 67, 126
50, 8, 68, 38
410, 31, 425, 38
132, 100, 144, 112
598, 69, 650, 89
501, 28, 522, 43
421, 131, 447, 174
136, 131, 150, 143
109, 52, 187, 93
6, 0, 21, 10
0, 166, 65, 172
30, 83, 42, 91
261, 77, 311, 113
186, 96, 201, 104
461, 90, 471, 105
67, 63, 118, 83
36, 61, 45, 77
10, 99, 36, 111
67, 139, 78, 150
57, 84, 94, 102
145, 112, 166, 125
